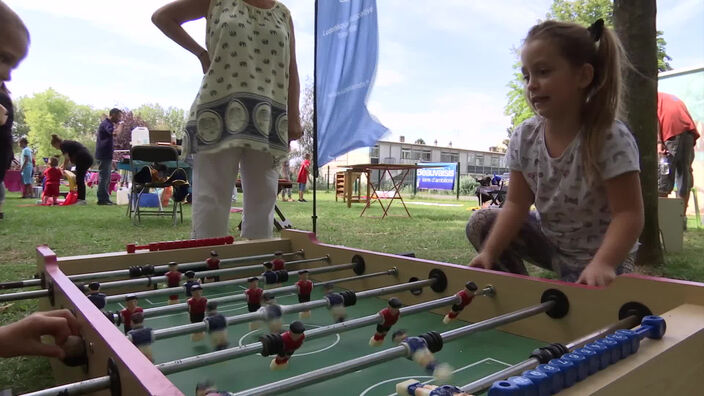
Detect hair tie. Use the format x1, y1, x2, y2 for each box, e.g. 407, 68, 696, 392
588, 18, 604, 42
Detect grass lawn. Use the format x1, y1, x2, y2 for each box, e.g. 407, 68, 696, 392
1, 188, 703, 392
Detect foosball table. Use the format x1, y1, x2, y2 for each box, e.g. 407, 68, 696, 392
3, 229, 703, 395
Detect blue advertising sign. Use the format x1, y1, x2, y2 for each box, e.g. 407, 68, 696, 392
315, 0, 388, 166
416, 163, 457, 190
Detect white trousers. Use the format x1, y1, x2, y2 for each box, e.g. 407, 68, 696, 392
192, 147, 279, 239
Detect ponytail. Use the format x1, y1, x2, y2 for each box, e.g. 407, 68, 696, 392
581, 24, 625, 183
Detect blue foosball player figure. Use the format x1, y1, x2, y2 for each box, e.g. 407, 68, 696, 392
324, 284, 346, 323
392, 329, 453, 382
259, 293, 283, 334
126, 312, 154, 362
204, 301, 228, 350
396, 380, 472, 396
86, 282, 106, 311
184, 270, 201, 297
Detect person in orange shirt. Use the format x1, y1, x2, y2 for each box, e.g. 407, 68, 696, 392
657, 92, 700, 219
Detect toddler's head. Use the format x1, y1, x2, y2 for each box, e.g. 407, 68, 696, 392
49, 156, 59, 167
0, 1, 30, 83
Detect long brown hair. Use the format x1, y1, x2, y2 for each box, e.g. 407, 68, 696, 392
524, 20, 626, 183
50, 134, 63, 147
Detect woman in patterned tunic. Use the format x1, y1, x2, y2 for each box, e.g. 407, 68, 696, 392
153, 0, 302, 239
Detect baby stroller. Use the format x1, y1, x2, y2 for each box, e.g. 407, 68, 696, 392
475, 174, 507, 207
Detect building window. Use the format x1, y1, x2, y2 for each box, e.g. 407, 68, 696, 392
491, 155, 499, 167
401, 148, 412, 160
475, 154, 484, 166
445, 152, 459, 163
467, 153, 474, 164
421, 150, 431, 161
370, 145, 379, 159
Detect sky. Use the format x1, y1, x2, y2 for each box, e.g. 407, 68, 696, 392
5, 0, 704, 151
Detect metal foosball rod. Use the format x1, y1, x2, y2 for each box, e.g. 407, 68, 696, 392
157, 286, 494, 375
459, 314, 643, 395
100, 255, 328, 292
230, 298, 556, 396
104, 259, 347, 303
0, 256, 324, 303
0, 250, 304, 290
22, 284, 494, 396
152, 276, 439, 340
141, 268, 398, 318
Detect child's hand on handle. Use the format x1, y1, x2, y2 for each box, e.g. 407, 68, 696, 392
468, 252, 495, 270
0, 309, 80, 359
577, 262, 616, 287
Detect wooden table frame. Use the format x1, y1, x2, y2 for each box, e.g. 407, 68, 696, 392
33, 229, 704, 395
340, 164, 441, 219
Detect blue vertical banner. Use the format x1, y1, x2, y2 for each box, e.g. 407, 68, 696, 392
316, 0, 388, 166
416, 163, 457, 190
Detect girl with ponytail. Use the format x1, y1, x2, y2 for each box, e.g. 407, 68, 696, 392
466, 19, 644, 286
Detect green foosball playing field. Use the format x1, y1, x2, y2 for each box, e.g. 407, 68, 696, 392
107, 282, 544, 395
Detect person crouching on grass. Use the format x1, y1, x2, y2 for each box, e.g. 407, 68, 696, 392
466, 19, 643, 287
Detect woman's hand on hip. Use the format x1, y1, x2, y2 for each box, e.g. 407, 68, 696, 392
197, 50, 211, 74
288, 118, 303, 142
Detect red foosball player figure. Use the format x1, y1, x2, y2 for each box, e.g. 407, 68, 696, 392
370, 297, 402, 346
205, 250, 220, 282
392, 329, 453, 382
270, 251, 286, 271
188, 284, 208, 341
184, 270, 201, 297
121, 294, 143, 334
270, 321, 306, 370
165, 262, 183, 305
296, 270, 313, 319
126, 312, 154, 362
204, 301, 228, 350
443, 281, 478, 324
245, 277, 263, 330
86, 282, 106, 311
259, 293, 283, 334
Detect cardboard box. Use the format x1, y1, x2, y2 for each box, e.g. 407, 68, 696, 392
149, 130, 172, 144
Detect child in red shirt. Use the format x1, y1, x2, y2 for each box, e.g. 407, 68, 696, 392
42, 157, 62, 205
296, 153, 310, 202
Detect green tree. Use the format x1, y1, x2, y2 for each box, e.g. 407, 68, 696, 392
10, 98, 30, 143
134, 103, 187, 137
504, 0, 672, 131
292, 79, 314, 167
414, 138, 426, 145
23, 89, 76, 157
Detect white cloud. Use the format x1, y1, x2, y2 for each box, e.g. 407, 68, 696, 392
374, 66, 405, 87
385, 0, 548, 39
368, 91, 510, 152
6, 0, 205, 55
657, 0, 704, 31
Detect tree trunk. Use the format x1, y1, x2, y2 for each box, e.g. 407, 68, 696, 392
613, 0, 664, 266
